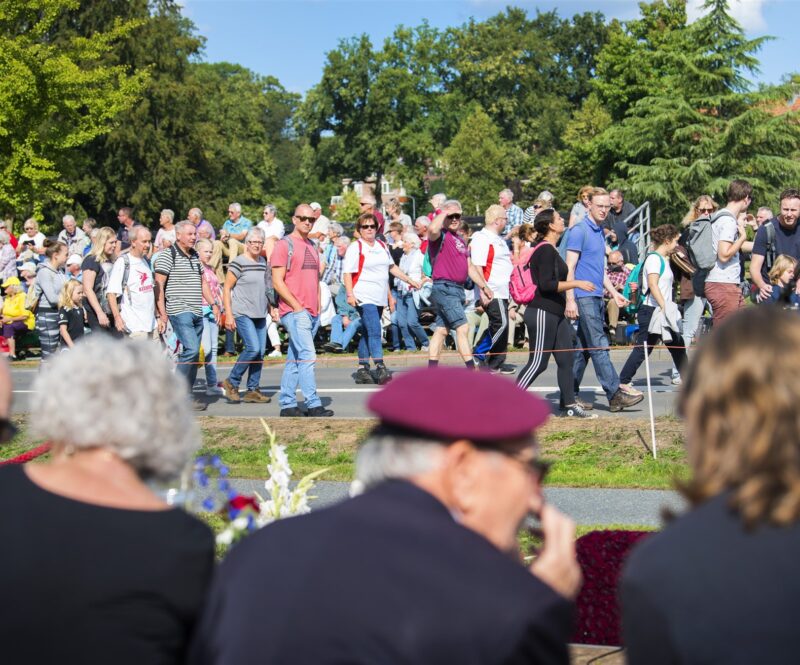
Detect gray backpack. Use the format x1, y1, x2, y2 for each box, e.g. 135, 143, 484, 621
686, 209, 735, 270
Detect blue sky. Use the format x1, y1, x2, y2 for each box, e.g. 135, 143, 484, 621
180, 0, 796, 95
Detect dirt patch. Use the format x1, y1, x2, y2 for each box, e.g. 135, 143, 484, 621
538, 417, 685, 455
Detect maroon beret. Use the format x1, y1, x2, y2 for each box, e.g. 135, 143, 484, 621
367, 367, 551, 442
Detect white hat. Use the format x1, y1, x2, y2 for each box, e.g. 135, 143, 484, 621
19, 261, 37, 274
309, 202, 322, 211
66, 254, 83, 266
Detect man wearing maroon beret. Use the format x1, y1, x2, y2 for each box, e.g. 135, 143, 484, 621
191, 368, 581, 665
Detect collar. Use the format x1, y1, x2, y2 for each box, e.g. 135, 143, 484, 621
585, 216, 603, 231
174, 244, 197, 259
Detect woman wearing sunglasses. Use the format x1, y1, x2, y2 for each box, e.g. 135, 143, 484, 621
343, 213, 421, 385
679, 195, 717, 345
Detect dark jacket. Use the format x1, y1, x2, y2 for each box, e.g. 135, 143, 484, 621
622, 491, 800, 664
190, 480, 573, 665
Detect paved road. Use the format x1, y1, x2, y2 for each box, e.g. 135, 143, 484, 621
10, 348, 680, 418
194, 479, 686, 528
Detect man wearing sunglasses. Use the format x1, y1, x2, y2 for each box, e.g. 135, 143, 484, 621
190, 367, 579, 664
271, 204, 333, 417
426, 200, 490, 369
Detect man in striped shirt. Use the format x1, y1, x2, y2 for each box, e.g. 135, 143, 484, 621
499, 189, 524, 237
155, 220, 220, 411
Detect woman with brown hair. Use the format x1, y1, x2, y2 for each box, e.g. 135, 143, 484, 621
622, 306, 800, 664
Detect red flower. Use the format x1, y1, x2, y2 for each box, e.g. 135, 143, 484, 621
228, 495, 260, 513
570, 530, 651, 647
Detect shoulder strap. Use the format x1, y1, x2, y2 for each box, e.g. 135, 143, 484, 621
121, 254, 131, 304
285, 236, 294, 272
642, 252, 665, 295
352, 240, 367, 288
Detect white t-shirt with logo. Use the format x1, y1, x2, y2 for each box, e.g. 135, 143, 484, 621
342, 239, 393, 306
707, 209, 741, 284
643, 253, 674, 308
469, 228, 513, 299
107, 255, 156, 332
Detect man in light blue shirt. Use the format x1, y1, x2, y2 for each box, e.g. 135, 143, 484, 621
220, 202, 252, 260
565, 188, 643, 413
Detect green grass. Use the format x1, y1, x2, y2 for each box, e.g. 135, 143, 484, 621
2, 416, 689, 489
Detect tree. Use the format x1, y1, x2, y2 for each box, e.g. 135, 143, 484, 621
590, 0, 800, 219
442, 108, 511, 215
0, 0, 148, 221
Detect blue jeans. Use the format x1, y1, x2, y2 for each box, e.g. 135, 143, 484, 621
224, 328, 236, 354
357, 304, 384, 365
280, 311, 321, 409
200, 316, 219, 386
573, 297, 620, 400
389, 289, 401, 350
169, 312, 204, 392
331, 314, 361, 350
228, 316, 267, 391
395, 293, 428, 350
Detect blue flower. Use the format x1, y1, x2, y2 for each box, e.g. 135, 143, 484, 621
218, 479, 230, 492
202, 497, 215, 511
218, 466, 229, 477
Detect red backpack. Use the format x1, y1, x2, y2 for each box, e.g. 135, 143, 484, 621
509, 242, 547, 304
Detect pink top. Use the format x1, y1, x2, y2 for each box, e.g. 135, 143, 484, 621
429, 230, 469, 284
201, 264, 221, 307
271, 235, 320, 317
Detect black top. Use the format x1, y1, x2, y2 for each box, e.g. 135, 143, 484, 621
530, 243, 568, 316
190, 479, 573, 665
0, 465, 214, 665
622, 491, 800, 665
58, 306, 85, 341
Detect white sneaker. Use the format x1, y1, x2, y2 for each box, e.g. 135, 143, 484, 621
671, 373, 682, 386
620, 382, 643, 397
267, 349, 282, 358
206, 385, 224, 396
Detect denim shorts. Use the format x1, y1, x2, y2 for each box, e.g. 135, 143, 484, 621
430, 280, 467, 330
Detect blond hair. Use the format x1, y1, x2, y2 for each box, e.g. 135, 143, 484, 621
678, 307, 800, 527
87, 226, 117, 262
768, 254, 797, 285
681, 195, 718, 227
58, 280, 82, 309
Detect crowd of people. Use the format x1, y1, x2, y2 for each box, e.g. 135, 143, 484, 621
1, 180, 798, 419
3, 303, 800, 663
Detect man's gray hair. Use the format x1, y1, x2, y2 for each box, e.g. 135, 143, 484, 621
128, 224, 151, 242
188, 207, 203, 219
245, 227, 266, 243
443, 199, 462, 212
175, 220, 195, 234
161, 209, 175, 223
415, 216, 431, 228
758, 206, 774, 217
336, 236, 351, 247
30, 337, 201, 480
537, 190, 555, 203
355, 431, 446, 489
329, 222, 344, 236
263, 203, 277, 215
499, 188, 514, 201
62, 214, 76, 225
430, 193, 447, 208
402, 232, 421, 248
229, 202, 242, 214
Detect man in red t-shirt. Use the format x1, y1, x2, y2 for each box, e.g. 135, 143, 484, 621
272, 203, 333, 418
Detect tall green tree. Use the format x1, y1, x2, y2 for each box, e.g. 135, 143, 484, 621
442, 108, 511, 215
0, 0, 148, 220
590, 0, 800, 219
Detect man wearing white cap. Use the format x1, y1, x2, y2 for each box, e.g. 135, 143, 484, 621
65, 255, 83, 281
308, 202, 331, 244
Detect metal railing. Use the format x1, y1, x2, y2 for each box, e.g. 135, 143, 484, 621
624, 201, 651, 258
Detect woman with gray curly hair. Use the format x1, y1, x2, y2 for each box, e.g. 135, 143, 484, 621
0, 336, 214, 664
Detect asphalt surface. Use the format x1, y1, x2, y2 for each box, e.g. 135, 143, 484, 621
9, 348, 681, 419
193, 479, 686, 528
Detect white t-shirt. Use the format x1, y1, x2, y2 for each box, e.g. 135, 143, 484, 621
19, 232, 46, 248
397, 249, 424, 294
469, 228, 513, 299
643, 253, 673, 308
707, 210, 741, 284
154, 227, 176, 251
342, 239, 393, 306
310, 215, 330, 236
106, 254, 156, 332
257, 219, 285, 239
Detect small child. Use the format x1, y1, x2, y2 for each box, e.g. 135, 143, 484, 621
768, 254, 800, 306
58, 280, 86, 349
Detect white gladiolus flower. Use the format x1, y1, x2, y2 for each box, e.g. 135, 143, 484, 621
216, 529, 234, 546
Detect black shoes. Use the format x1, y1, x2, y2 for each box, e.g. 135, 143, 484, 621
355, 367, 375, 384
323, 341, 343, 353
307, 406, 334, 417
373, 365, 392, 385
280, 407, 304, 417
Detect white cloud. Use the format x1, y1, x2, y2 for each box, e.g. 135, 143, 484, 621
687, 0, 768, 32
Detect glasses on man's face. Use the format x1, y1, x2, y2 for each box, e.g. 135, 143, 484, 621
533, 205, 542, 210
593, 205, 612, 211
506, 453, 551, 482
294, 215, 315, 223
247, 240, 264, 246
360, 224, 377, 230
0, 418, 19, 444
359, 202, 370, 207
446, 213, 462, 221
698, 207, 714, 214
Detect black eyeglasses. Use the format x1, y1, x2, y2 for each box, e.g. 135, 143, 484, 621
0, 418, 19, 444
446, 213, 462, 221
698, 207, 714, 214
294, 216, 315, 223
359, 224, 377, 230
507, 455, 551, 482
